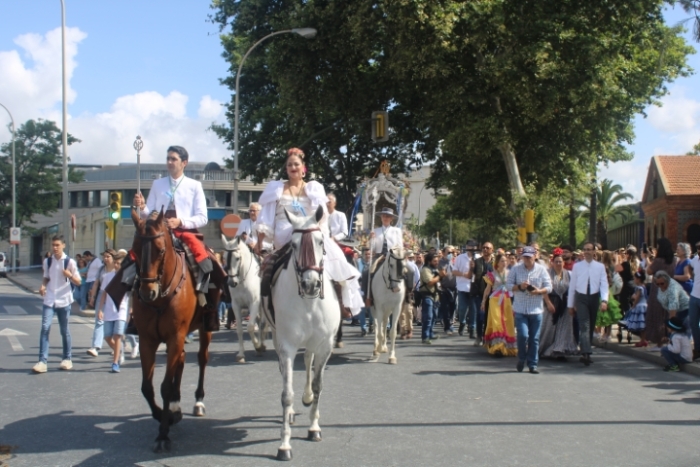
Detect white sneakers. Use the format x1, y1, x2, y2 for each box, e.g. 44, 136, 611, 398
130, 343, 139, 359
119, 352, 125, 365
59, 359, 73, 370
86, 348, 98, 357
32, 361, 47, 373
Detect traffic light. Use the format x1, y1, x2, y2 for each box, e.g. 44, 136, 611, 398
517, 227, 527, 244
109, 191, 122, 221
371, 111, 389, 143
524, 209, 535, 233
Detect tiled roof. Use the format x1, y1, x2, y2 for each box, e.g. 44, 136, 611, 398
655, 155, 700, 196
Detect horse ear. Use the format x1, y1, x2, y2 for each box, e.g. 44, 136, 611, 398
284, 207, 298, 225
221, 233, 229, 247
157, 206, 164, 225
315, 205, 324, 223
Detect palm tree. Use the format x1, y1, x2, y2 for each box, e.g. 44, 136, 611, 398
580, 179, 634, 249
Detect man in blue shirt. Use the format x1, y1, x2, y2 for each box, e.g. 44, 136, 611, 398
506, 246, 552, 374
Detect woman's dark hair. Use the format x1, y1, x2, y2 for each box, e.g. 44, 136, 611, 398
656, 237, 674, 265
634, 270, 646, 281
424, 253, 435, 264
167, 145, 189, 162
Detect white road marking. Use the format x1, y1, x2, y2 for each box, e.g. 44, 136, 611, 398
3, 305, 28, 315
0, 328, 28, 351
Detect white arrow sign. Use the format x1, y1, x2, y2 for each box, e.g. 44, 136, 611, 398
0, 328, 28, 351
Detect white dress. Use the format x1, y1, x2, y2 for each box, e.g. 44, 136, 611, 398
257, 180, 363, 315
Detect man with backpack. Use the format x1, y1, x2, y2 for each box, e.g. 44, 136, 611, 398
33, 236, 82, 373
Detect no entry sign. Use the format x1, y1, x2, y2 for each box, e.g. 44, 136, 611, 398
220, 214, 241, 237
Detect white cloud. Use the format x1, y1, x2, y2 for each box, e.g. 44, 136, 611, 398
0, 28, 230, 167
648, 86, 700, 150
598, 159, 649, 203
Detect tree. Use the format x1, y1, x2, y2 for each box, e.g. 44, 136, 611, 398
580, 179, 634, 249
0, 119, 82, 238
210, 0, 692, 224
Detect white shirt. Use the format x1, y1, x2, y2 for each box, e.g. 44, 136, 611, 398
42, 254, 80, 308
370, 225, 403, 255
407, 260, 421, 289
86, 257, 103, 282
328, 210, 348, 241
690, 256, 700, 299
454, 253, 472, 292
239, 218, 272, 250
567, 259, 610, 308
142, 174, 208, 229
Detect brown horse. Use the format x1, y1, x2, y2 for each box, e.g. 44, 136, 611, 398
130, 208, 216, 453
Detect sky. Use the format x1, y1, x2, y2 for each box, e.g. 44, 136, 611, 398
0, 2, 699, 202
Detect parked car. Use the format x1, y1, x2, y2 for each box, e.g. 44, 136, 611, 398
0, 252, 7, 278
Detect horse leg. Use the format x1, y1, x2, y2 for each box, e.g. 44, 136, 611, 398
139, 338, 162, 423
276, 347, 295, 461
302, 349, 314, 407
154, 340, 184, 453
380, 314, 390, 353
334, 318, 344, 348
307, 343, 332, 442
388, 307, 400, 365
168, 348, 185, 425
370, 313, 380, 361
232, 301, 246, 363
248, 300, 265, 354
193, 324, 212, 417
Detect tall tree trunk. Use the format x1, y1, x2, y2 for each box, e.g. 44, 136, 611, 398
569, 186, 577, 247
588, 178, 597, 245
597, 219, 607, 250
492, 96, 526, 203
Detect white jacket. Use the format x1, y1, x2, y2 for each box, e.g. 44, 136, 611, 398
141, 175, 208, 229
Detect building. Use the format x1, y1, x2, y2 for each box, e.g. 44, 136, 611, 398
0, 161, 266, 268
641, 155, 700, 250
605, 202, 645, 251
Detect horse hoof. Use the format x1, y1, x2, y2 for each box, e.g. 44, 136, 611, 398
307, 430, 322, 442
236, 355, 246, 363
302, 396, 313, 407
388, 357, 397, 365
193, 402, 206, 417
170, 410, 183, 425
153, 439, 171, 453
335, 341, 344, 349
276, 448, 293, 461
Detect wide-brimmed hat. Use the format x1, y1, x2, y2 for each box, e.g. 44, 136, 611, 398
376, 207, 397, 217
666, 316, 685, 332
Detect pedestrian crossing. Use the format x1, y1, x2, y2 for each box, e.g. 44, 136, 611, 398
2, 305, 28, 315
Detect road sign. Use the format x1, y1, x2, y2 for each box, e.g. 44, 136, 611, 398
0, 328, 27, 351
220, 214, 242, 237
9, 227, 20, 245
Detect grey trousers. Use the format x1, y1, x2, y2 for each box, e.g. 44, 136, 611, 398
575, 292, 600, 355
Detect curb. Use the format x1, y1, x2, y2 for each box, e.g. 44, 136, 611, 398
595, 338, 700, 377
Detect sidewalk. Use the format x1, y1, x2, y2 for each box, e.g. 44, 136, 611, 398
595, 326, 700, 377
6, 269, 95, 318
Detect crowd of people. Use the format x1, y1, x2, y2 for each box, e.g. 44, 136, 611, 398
31, 145, 700, 378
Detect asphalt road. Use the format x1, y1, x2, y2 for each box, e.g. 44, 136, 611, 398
1, 277, 700, 467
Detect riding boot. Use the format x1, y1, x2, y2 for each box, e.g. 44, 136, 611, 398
332, 281, 353, 319
202, 286, 221, 332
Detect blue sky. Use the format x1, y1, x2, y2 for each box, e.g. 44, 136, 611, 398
0, 2, 699, 201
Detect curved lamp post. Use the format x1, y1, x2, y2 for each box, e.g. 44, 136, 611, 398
0, 103, 16, 271
232, 28, 317, 214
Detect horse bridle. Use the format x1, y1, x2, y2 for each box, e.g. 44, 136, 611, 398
136, 230, 180, 300
224, 242, 254, 288
292, 227, 325, 299
383, 250, 405, 291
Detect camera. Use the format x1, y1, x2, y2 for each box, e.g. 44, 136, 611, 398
526, 284, 536, 292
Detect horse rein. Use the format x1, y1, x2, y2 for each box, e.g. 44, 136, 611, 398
135, 229, 184, 303
292, 227, 325, 299
383, 251, 405, 292
224, 243, 254, 288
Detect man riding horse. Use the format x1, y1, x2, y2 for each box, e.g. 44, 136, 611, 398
366, 207, 403, 305
132, 145, 226, 330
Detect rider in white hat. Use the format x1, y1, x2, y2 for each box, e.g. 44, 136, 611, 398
369, 207, 403, 256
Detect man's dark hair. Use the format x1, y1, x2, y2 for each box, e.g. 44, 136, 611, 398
167, 145, 189, 162
424, 253, 436, 264
82, 250, 93, 256
561, 244, 573, 252
51, 235, 65, 243
582, 241, 595, 250
362, 248, 370, 253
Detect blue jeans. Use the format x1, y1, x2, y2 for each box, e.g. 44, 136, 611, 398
39, 305, 72, 363
689, 296, 700, 351
661, 346, 690, 366
358, 307, 372, 331
218, 301, 230, 321
82, 281, 94, 311
457, 292, 478, 331
515, 313, 543, 369
421, 297, 438, 340
91, 290, 104, 349
439, 290, 456, 332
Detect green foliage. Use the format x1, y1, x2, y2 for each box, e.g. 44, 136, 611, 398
580, 179, 635, 248
210, 0, 693, 222
0, 119, 82, 238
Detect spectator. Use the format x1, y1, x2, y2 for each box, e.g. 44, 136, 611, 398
646, 238, 678, 349
326, 194, 349, 241
454, 246, 477, 337
654, 270, 690, 337
471, 242, 494, 345
561, 245, 575, 271
689, 242, 700, 361
620, 271, 648, 345
418, 253, 443, 344
507, 246, 552, 373
596, 250, 622, 342
84, 251, 103, 310
659, 316, 692, 372
438, 246, 457, 335
97, 253, 128, 372
541, 249, 577, 359
400, 252, 417, 339
481, 253, 517, 356
74, 258, 88, 310
33, 236, 82, 373
673, 242, 693, 295
86, 250, 117, 357
358, 248, 373, 336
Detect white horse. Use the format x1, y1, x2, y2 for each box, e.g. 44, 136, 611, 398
369, 246, 406, 364
221, 234, 268, 363
262, 206, 340, 462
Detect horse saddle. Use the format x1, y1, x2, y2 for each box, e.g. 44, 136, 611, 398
260, 243, 294, 326
171, 233, 229, 301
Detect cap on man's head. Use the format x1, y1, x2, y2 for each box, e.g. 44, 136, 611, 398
521, 246, 537, 257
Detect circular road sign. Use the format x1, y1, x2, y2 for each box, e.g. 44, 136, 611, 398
220, 214, 242, 238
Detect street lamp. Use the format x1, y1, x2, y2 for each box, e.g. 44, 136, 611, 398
232, 27, 317, 215
417, 183, 427, 230
60, 0, 70, 245
0, 103, 16, 272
